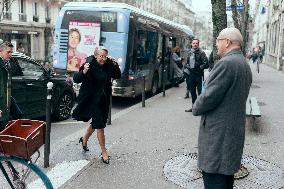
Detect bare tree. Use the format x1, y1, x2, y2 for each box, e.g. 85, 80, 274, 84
231, 0, 250, 54
211, 0, 227, 60
0, 0, 15, 21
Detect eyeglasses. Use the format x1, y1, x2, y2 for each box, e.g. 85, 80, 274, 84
216, 38, 228, 43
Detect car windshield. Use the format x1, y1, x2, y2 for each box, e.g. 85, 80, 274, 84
10, 57, 44, 79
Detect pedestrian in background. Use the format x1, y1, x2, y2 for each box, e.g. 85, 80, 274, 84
184, 39, 208, 111
171, 46, 183, 87
72, 46, 121, 164
0, 42, 13, 131
207, 51, 215, 71
192, 28, 252, 189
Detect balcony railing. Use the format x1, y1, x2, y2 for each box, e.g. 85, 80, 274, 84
33, 15, 39, 22
3, 12, 12, 20
19, 13, 27, 22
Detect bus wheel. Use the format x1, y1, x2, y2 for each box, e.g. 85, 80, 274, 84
150, 74, 159, 96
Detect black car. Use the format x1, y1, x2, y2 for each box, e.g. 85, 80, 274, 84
9, 52, 75, 120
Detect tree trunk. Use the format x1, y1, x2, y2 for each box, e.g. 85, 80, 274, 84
241, 0, 249, 55
231, 0, 250, 55
211, 0, 227, 60
231, 0, 241, 31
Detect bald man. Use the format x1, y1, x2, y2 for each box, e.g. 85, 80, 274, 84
192, 28, 252, 189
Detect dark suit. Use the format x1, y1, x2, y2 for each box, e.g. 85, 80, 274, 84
0, 58, 11, 130
192, 49, 252, 187
72, 56, 121, 128
184, 48, 208, 105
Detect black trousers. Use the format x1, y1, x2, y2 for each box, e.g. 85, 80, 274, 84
185, 74, 202, 104
202, 171, 234, 189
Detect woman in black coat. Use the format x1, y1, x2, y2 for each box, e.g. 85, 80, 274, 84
72, 46, 121, 164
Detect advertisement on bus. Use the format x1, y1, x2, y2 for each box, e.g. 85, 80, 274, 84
67, 21, 101, 72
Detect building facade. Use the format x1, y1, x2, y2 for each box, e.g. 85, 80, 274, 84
193, 11, 213, 50
265, 0, 284, 71
0, 0, 68, 61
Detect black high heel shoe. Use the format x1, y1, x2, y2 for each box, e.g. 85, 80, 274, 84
101, 153, 110, 164
79, 137, 89, 152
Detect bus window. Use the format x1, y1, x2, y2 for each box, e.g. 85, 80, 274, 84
146, 31, 158, 63
136, 30, 147, 65
136, 30, 157, 65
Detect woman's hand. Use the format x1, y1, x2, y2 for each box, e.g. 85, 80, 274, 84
83, 63, 90, 74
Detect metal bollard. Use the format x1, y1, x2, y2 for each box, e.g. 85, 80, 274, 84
107, 94, 112, 125
162, 67, 166, 97
161, 35, 166, 97
142, 76, 146, 107
44, 82, 53, 168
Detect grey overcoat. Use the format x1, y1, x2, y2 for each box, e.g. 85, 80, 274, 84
192, 48, 252, 175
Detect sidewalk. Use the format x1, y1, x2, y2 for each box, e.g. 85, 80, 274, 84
48, 62, 284, 189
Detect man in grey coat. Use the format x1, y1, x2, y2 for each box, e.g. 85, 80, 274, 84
192, 28, 252, 189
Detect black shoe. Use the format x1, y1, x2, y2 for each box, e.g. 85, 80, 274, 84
185, 108, 192, 112
101, 153, 110, 164
79, 137, 89, 152
184, 94, 189, 99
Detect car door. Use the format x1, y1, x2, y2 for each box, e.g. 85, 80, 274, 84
10, 58, 27, 117
17, 58, 48, 118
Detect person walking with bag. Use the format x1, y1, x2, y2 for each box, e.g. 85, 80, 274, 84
171, 46, 183, 87
72, 46, 121, 164
192, 28, 252, 189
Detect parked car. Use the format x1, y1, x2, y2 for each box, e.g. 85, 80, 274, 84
9, 52, 75, 120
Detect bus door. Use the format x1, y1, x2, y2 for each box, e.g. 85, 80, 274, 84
134, 30, 150, 92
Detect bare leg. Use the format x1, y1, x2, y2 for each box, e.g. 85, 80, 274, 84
97, 128, 108, 160
83, 125, 95, 146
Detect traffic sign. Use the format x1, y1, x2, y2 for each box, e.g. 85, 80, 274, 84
226, 5, 244, 11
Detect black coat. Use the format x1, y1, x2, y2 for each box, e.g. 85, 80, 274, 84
72, 56, 121, 122
184, 48, 208, 76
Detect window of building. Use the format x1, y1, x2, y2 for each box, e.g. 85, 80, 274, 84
18, 0, 26, 21
19, 0, 25, 13
34, 2, 38, 16
33, 2, 39, 22
46, 6, 50, 18
4, 0, 11, 12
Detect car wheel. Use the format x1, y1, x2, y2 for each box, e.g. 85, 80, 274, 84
54, 92, 73, 120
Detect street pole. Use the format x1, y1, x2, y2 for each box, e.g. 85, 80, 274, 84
107, 94, 112, 125
142, 75, 145, 107
162, 35, 166, 97
44, 82, 53, 168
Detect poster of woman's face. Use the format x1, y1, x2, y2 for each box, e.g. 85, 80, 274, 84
67, 21, 101, 72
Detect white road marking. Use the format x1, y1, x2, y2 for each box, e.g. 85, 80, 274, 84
28, 160, 89, 189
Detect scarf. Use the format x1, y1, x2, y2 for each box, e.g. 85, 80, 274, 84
189, 48, 198, 69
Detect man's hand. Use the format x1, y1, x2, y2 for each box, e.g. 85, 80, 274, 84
108, 56, 118, 65
83, 63, 90, 74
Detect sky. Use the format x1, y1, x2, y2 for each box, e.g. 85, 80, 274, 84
192, 0, 212, 12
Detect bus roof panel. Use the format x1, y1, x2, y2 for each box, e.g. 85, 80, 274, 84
64, 2, 194, 37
